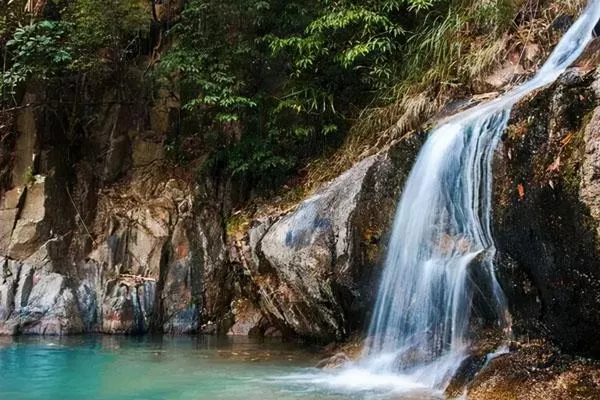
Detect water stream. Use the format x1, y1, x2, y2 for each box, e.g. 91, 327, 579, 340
358, 0, 600, 392
280, 1, 600, 397
3, 3, 600, 400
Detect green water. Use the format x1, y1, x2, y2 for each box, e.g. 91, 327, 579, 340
0, 335, 444, 400
0, 335, 341, 400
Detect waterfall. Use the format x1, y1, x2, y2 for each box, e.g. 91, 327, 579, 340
361, 0, 600, 390
270, 2, 600, 397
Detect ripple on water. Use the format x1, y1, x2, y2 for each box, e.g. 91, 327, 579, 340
0, 336, 455, 400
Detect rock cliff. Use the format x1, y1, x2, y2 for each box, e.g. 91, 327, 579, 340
227, 137, 422, 340
2, 34, 600, 376
0, 77, 228, 335
494, 65, 600, 358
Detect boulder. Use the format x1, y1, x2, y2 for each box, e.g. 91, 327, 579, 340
227, 298, 264, 336
247, 136, 422, 340
257, 156, 380, 339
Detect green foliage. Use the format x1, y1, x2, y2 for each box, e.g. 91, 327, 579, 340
157, 0, 258, 122
154, 0, 521, 192
269, 2, 408, 86
156, 0, 332, 188
1, 20, 72, 96
0, 0, 523, 195
0, 0, 28, 40
265, 1, 412, 142
1, 0, 150, 101
66, 0, 149, 70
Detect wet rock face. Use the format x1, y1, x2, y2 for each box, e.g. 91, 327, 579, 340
0, 83, 229, 337
101, 278, 156, 334
239, 137, 422, 340
466, 341, 600, 400
0, 255, 84, 335
494, 67, 600, 356
70, 167, 225, 335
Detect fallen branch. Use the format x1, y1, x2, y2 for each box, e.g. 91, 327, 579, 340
65, 183, 97, 246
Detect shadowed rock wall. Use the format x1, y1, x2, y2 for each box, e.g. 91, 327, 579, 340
0, 76, 229, 336
494, 66, 600, 357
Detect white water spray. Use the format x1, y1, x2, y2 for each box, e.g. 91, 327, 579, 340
271, 1, 600, 398
360, 0, 600, 391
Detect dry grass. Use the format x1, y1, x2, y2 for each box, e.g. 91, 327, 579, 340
301, 0, 590, 193
227, 0, 591, 227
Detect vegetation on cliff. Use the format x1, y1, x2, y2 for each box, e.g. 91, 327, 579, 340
0, 0, 587, 197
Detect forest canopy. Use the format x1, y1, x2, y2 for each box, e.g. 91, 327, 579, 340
0, 0, 571, 193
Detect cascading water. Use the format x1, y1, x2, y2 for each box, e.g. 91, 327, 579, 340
361, 110, 511, 389
273, 1, 600, 397
360, 0, 600, 391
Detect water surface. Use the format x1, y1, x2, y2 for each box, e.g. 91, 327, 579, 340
0, 335, 439, 400
0, 336, 316, 400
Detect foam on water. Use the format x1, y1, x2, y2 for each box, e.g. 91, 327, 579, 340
364, 1, 600, 386
273, 0, 600, 397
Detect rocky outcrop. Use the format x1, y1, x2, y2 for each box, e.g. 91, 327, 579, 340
256, 156, 383, 339
0, 250, 83, 335
230, 136, 422, 341
493, 66, 600, 357
80, 169, 202, 334
466, 341, 600, 400
0, 77, 230, 336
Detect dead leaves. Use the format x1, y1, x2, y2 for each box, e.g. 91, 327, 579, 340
517, 183, 526, 201
546, 155, 561, 173
545, 132, 574, 189
560, 133, 573, 147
